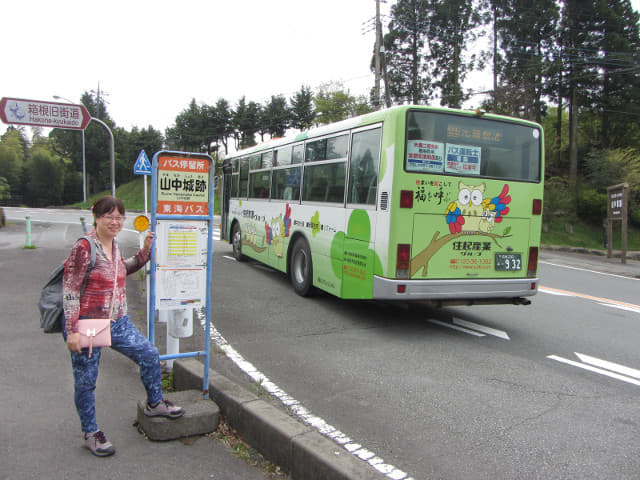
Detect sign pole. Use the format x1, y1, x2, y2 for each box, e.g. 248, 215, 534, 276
150, 150, 214, 398
607, 183, 629, 264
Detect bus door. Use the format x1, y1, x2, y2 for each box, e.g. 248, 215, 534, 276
221, 159, 233, 241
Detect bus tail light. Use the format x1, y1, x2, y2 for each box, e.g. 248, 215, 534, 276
396, 244, 410, 278
532, 198, 542, 215
400, 190, 413, 208
527, 247, 539, 277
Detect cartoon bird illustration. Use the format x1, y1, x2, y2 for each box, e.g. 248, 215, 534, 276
445, 182, 512, 234
446, 182, 487, 233
283, 204, 292, 237
483, 184, 511, 223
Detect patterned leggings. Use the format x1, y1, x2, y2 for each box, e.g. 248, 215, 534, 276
64, 315, 162, 433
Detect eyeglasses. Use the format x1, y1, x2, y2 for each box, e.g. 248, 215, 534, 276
102, 215, 126, 222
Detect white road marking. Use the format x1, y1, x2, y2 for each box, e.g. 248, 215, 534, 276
547, 353, 640, 386
575, 353, 640, 380
540, 260, 639, 281
427, 319, 486, 337
453, 318, 510, 340
202, 319, 415, 480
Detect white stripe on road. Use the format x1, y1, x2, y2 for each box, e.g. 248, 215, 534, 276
547, 353, 640, 386
427, 319, 486, 337
453, 318, 510, 340
540, 260, 639, 282
575, 353, 640, 380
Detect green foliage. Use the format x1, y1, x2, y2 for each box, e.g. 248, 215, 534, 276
0, 177, 10, 201
0, 129, 27, 196
262, 95, 289, 138
576, 188, 607, 225
289, 85, 316, 130
543, 176, 573, 220
24, 148, 65, 207
314, 82, 372, 125
542, 216, 640, 250
383, 0, 433, 104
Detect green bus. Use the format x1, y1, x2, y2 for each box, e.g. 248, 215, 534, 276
221, 105, 543, 306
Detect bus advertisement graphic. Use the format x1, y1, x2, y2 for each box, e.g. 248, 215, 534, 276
157, 155, 209, 215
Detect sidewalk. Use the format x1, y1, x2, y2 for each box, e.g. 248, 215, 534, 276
0, 222, 274, 480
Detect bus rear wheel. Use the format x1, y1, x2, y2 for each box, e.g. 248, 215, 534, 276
290, 238, 314, 296
231, 223, 247, 262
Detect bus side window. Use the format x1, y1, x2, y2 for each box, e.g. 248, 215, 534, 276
239, 158, 249, 198
348, 128, 381, 205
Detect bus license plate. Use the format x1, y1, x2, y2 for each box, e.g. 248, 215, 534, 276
495, 253, 522, 271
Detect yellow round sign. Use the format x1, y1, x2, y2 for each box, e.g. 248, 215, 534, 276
133, 215, 150, 232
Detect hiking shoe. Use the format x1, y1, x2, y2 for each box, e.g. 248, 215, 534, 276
144, 398, 185, 419
83, 430, 115, 457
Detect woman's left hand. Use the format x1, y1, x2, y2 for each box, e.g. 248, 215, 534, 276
143, 231, 155, 254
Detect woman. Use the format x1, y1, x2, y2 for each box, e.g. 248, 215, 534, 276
63, 196, 183, 457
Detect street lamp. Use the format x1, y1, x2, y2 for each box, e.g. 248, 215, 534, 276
53, 95, 87, 203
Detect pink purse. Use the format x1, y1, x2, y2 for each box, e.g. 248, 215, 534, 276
77, 249, 118, 357
77, 318, 111, 358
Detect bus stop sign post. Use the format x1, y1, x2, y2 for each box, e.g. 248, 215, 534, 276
150, 150, 214, 398
606, 183, 629, 264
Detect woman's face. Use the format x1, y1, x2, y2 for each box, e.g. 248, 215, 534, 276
95, 208, 125, 238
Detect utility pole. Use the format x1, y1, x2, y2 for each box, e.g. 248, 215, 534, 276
374, 0, 382, 109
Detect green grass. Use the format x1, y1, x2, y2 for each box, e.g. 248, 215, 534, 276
542, 217, 640, 250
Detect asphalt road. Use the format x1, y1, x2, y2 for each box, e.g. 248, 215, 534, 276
209, 239, 640, 480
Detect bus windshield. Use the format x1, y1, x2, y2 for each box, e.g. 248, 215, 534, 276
406, 111, 541, 182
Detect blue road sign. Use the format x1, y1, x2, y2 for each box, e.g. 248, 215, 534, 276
134, 150, 152, 175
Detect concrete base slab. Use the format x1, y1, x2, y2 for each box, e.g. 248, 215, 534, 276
136, 389, 220, 441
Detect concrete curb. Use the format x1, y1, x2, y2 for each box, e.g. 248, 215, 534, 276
174, 359, 388, 480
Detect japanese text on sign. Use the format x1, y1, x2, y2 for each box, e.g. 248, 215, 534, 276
406, 141, 444, 173
1, 98, 88, 129
157, 156, 209, 215
445, 144, 482, 175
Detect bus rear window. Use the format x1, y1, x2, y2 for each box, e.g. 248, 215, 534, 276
405, 111, 541, 182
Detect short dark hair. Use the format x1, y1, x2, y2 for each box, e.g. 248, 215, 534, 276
92, 196, 125, 226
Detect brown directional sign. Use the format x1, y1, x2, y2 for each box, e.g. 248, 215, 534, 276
0, 97, 91, 130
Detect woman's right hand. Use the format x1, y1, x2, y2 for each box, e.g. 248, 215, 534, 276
66, 332, 83, 353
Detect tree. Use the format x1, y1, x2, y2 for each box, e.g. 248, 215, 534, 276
166, 99, 204, 152
487, 0, 559, 120
314, 82, 372, 125
233, 97, 261, 149
429, 0, 485, 108
211, 98, 234, 155
383, 0, 433, 104
24, 148, 64, 207
0, 128, 27, 198
263, 95, 289, 138
290, 86, 316, 130
114, 125, 164, 186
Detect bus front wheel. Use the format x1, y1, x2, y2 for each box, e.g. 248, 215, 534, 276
231, 223, 247, 262
290, 239, 314, 296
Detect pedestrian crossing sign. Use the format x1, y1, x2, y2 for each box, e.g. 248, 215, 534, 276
134, 150, 152, 175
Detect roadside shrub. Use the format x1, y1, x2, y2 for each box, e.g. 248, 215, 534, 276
576, 188, 607, 225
